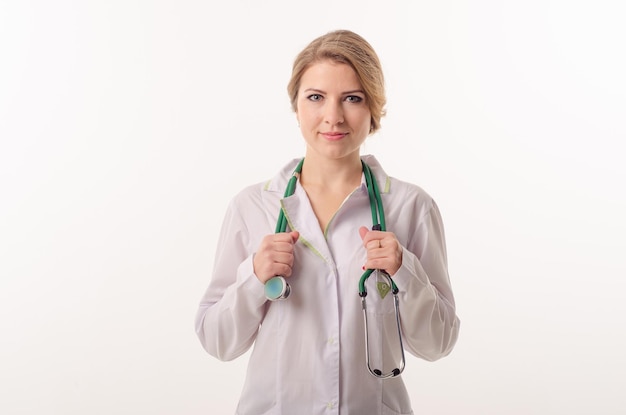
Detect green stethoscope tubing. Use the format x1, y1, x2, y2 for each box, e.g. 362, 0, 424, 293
264, 159, 304, 302
266, 157, 405, 379
359, 160, 405, 378
358, 161, 400, 296
274, 158, 304, 235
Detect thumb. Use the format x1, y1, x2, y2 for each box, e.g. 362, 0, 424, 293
289, 230, 300, 243
358, 226, 369, 241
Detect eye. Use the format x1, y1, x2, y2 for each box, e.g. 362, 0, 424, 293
307, 94, 323, 102
345, 95, 363, 103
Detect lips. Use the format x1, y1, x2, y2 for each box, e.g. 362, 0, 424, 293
321, 132, 347, 141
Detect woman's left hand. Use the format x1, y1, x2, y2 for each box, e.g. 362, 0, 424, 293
358, 226, 403, 276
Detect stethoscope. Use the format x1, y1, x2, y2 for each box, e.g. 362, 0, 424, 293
264, 158, 406, 379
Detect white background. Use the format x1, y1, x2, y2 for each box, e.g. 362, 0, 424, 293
1, 1, 625, 414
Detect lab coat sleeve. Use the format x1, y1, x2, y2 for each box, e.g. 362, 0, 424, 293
194, 196, 268, 361
392, 200, 460, 361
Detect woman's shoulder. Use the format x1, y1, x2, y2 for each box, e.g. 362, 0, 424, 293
227, 158, 303, 207
387, 176, 435, 209
363, 154, 436, 208
228, 181, 268, 208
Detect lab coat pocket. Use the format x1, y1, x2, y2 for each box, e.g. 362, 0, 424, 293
381, 403, 413, 415
381, 376, 413, 414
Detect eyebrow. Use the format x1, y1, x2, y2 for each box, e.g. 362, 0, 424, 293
303, 88, 365, 95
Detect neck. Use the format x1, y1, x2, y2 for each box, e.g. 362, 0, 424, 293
300, 152, 363, 189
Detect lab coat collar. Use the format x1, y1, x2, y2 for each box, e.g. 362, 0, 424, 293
263, 154, 390, 195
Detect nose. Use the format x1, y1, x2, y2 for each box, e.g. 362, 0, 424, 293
324, 100, 344, 125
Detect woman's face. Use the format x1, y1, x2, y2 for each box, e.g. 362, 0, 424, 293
296, 60, 372, 162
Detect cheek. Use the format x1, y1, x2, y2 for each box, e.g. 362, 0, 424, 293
297, 106, 319, 127
348, 110, 372, 130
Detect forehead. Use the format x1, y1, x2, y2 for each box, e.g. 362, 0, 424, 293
299, 60, 362, 91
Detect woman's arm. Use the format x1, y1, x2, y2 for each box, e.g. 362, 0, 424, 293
194, 199, 268, 361
393, 201, 460, 361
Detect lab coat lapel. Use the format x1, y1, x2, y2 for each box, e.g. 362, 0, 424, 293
280, 183, 335, 267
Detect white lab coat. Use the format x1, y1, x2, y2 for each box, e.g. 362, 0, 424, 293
195, 155, 460, 415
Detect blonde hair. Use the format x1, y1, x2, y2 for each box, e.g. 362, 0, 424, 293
287, 30, 387, 134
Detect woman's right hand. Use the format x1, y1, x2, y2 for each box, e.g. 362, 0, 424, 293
253, 231, 300, 284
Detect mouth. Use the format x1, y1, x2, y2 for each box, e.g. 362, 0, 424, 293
321, 132, 348, 141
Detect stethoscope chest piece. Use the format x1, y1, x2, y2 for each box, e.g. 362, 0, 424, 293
265, 276, 291, 301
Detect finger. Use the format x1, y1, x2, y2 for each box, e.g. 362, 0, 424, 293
363, 258, 386, 270
364, 248, 402, 276
273, 263, 293, 278
289, 230, 300, 243
271, 251, 295, 267
273, 232, 298, 244
366, 239, 381, 251
255, 256, 294, 281
358, 226, 369, 241
361, 230, 384, 247
273, 240, 298, 253
269, 232, 299, 251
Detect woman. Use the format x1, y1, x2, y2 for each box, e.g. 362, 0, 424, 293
195, 29, 460, 415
